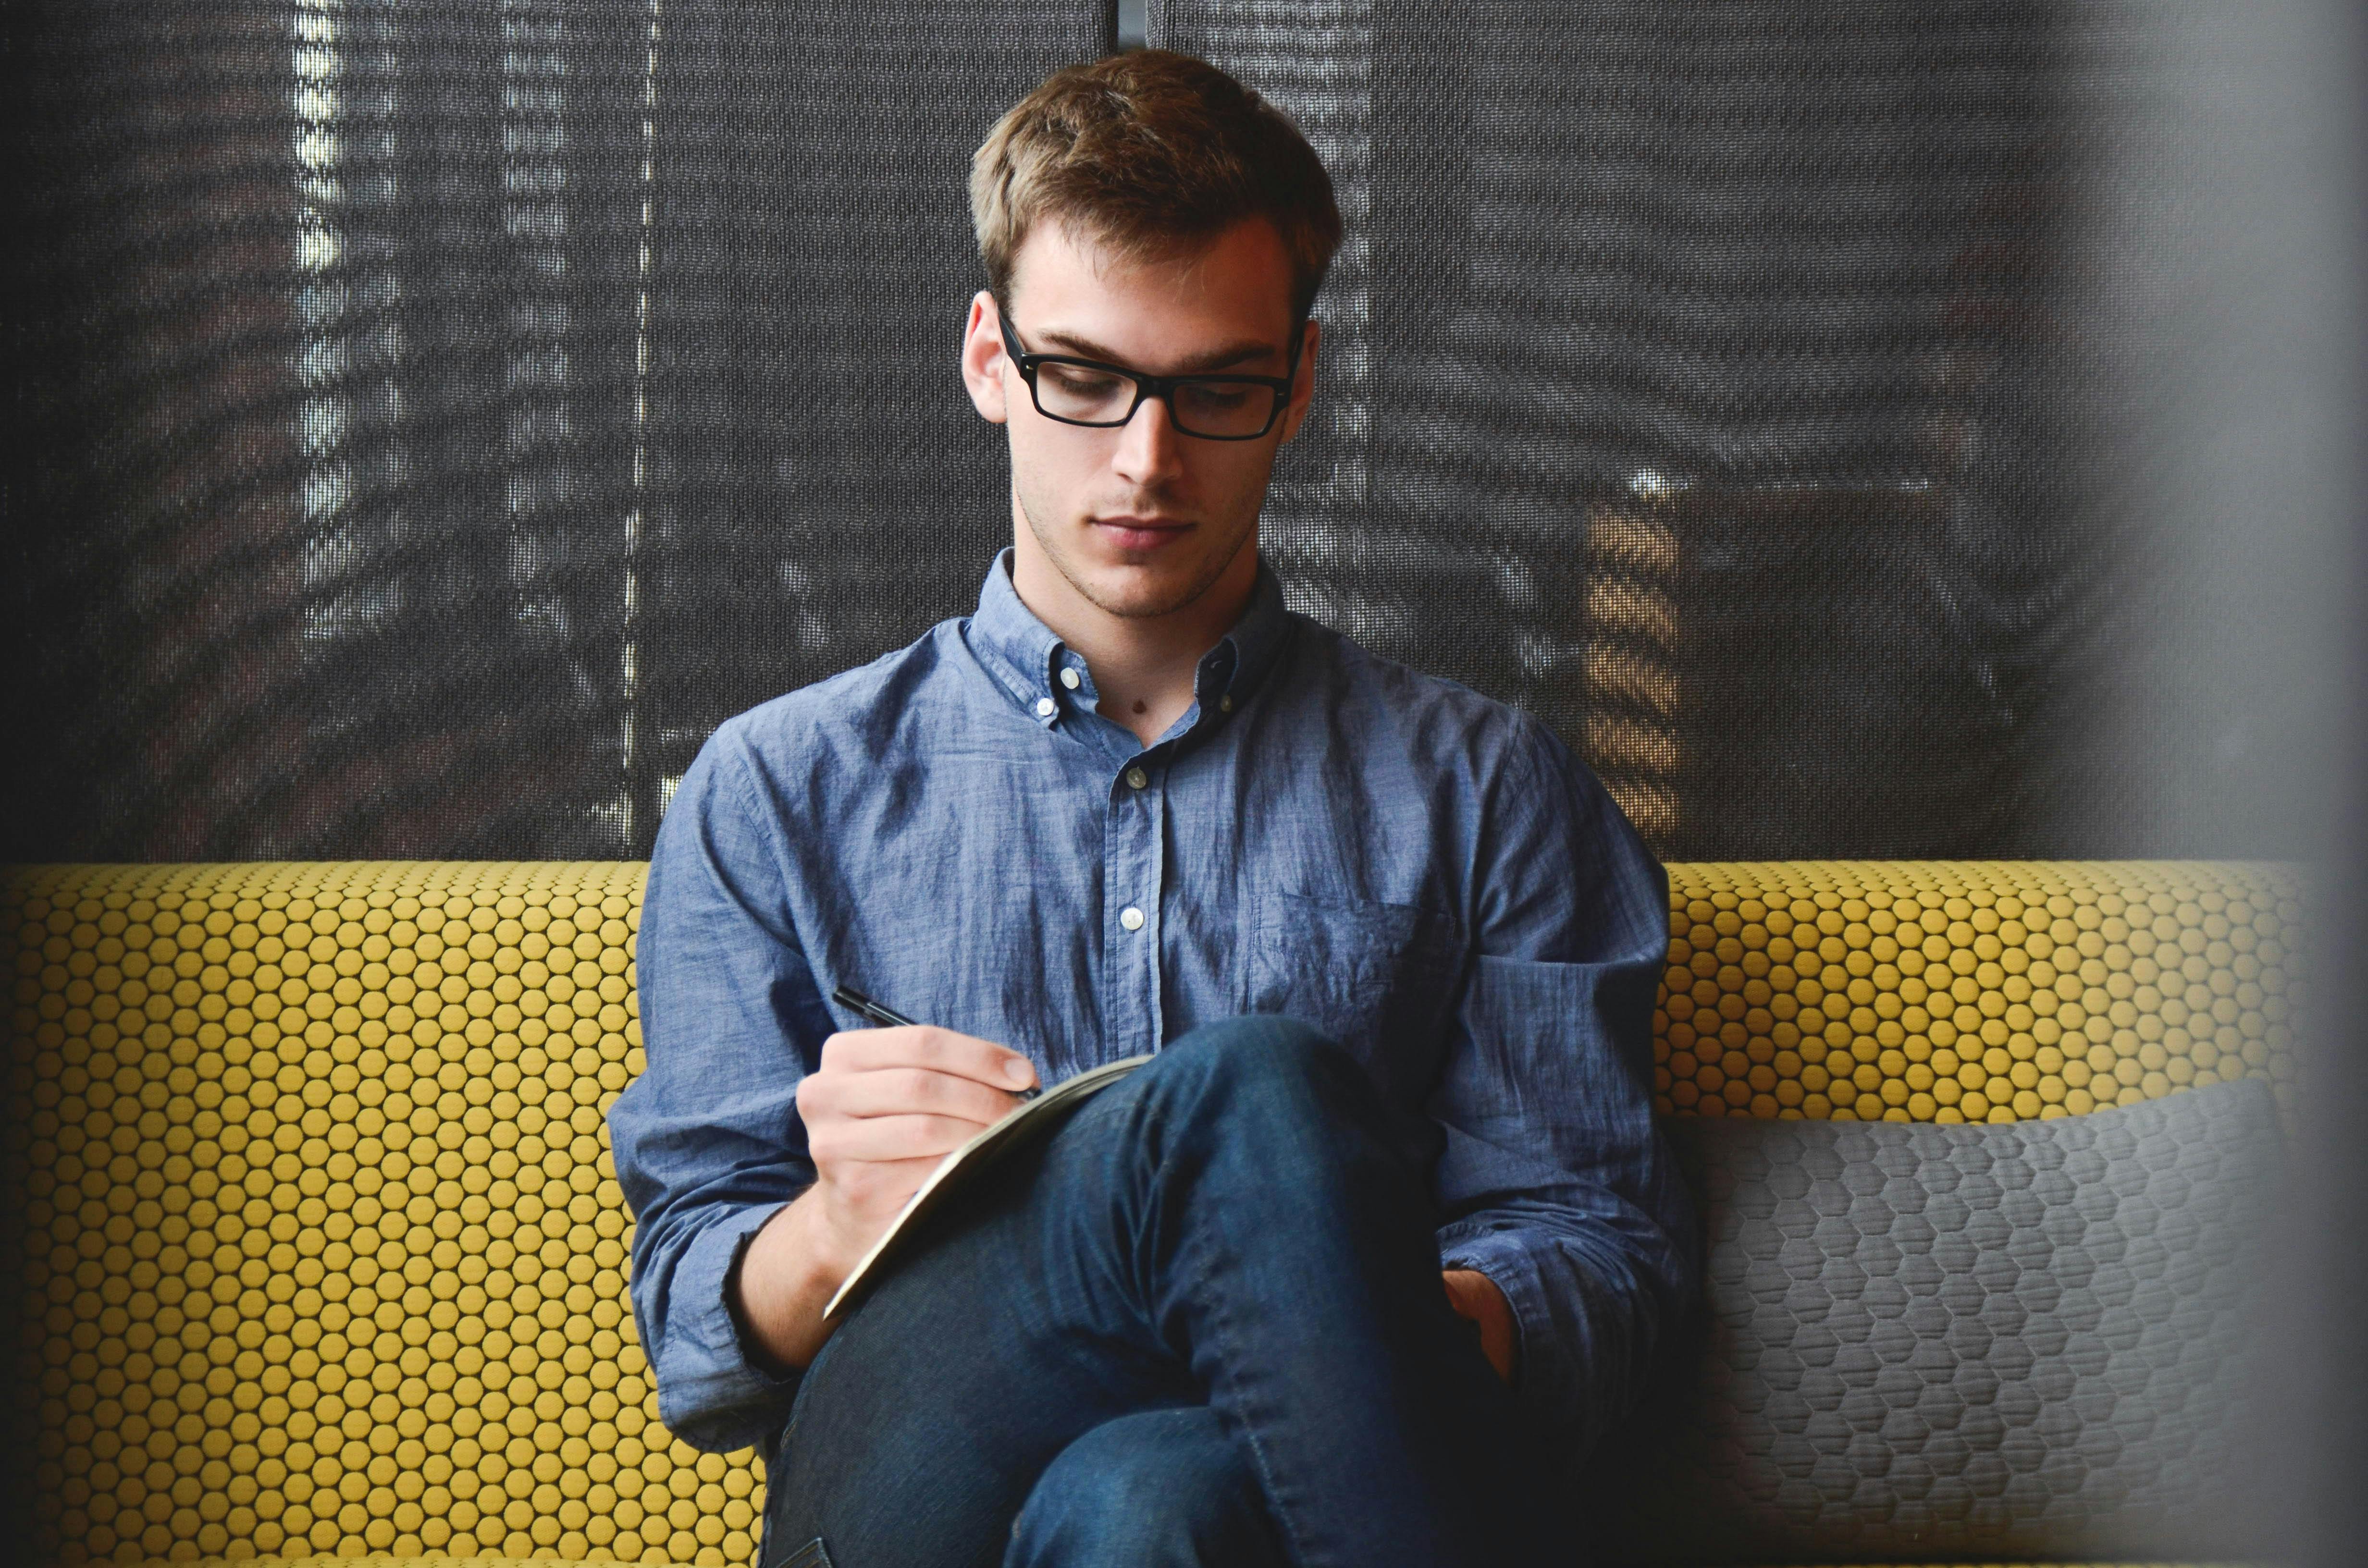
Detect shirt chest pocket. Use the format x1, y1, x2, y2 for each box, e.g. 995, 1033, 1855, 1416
1246, 891, 1463, 1070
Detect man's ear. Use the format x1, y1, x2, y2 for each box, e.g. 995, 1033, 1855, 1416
1278, 316, 1320, 444
960, 290, 1011, 425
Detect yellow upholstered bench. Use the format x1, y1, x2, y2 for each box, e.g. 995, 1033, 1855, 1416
4, 860, 2296, 1566
1645, 862, 2295, 1125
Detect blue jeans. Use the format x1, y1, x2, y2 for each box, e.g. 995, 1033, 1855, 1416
759, 1017, 1552, 1568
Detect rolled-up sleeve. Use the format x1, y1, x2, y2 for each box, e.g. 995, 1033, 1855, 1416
1428, 718, 1697, 1457
608, 725, 831, 1453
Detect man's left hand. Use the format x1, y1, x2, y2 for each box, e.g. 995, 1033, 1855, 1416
1442, 1269, 1517, 1384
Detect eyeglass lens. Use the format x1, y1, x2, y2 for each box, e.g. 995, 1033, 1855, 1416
1033, 361, 1280, 439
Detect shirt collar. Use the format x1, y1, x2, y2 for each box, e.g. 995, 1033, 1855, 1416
966, 548, 1295, 729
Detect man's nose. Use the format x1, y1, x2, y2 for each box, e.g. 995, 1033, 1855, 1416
1110, 390, 1186, 487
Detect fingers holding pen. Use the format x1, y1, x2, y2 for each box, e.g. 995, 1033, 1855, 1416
804, 1060, 1028, 1130
817, 1024, 1039, 1094
793, 1018, 1043, 1292
801, 1025, 1040, 1147
808, 1111, 1005, 1165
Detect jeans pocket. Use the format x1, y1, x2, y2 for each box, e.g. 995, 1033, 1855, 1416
780, 1540, 834, 1568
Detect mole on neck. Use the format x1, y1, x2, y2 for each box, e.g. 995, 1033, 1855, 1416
1131, 699, 1147, 715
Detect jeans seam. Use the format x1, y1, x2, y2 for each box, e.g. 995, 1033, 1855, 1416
1181, 1205, 1311, 1567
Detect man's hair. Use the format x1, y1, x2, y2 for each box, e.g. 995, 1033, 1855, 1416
970, 50, 1343, 329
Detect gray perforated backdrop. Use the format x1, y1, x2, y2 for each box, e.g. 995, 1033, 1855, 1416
5, 2, 2332, 864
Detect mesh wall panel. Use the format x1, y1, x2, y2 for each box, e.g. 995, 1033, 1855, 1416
627, 1, 1116, 835
2, 3, 2245, 862
12, 3, 657, 860
1147, 0, 2150, 859
6, 1, 1111, 863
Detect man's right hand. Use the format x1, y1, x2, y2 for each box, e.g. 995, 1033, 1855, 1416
728, 1024, 1039, 1372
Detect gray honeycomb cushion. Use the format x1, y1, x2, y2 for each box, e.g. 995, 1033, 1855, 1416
1579, 1080, 2283, 1563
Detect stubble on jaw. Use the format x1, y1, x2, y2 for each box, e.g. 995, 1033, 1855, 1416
1013, 480, 1261, 623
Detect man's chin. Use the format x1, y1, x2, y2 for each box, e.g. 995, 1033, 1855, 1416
1017, 490, 1254, 623
1069, 565, 1212, 622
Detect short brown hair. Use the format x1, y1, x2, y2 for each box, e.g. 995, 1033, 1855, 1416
970, 50, 1343, 327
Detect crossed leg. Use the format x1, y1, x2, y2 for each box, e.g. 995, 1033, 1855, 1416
1004, 1408, 1287, 1568
761, 1016, 1547, 1568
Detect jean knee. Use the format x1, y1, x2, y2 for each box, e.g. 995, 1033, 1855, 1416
1005, 1408, 1284, 1568
1138, 1015, 1425, 1174
1158, 1014, 1355, 1099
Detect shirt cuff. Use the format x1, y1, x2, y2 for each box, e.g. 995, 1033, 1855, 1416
1438, 1225, 1567, 1440
651, 1203, 803, 1452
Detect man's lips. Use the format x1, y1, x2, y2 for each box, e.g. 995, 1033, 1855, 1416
1091, 515, 1194, 550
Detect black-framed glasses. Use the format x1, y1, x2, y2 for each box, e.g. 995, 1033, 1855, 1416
998, 312, 1300, 441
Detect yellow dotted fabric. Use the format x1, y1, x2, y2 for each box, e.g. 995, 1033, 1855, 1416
5, 864, 765, 1567
71, 1563, 2238, 1568
3, 860, 2298, 1567
1654, 862, 2298, 1124
107, 1564, 2231, 1568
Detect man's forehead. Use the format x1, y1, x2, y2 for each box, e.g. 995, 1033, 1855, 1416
1006, 215, 1295, 342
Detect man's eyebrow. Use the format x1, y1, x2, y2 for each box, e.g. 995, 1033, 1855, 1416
1034, 329, 1281, 373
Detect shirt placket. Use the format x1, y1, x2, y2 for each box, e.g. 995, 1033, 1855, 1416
1101, 749, 1168, 1054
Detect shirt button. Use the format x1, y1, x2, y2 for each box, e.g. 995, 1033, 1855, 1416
1218, 695, 1233, 713
1035, 696, 1058, 718
1118, 906, 1145, 931
1125, 767, 1148, 790
1060, 668, 1081, 690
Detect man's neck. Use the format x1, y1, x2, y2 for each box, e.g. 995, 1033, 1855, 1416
1009, 543, 1256, 751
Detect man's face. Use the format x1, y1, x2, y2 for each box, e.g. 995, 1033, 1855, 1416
961, 216, 1317, 623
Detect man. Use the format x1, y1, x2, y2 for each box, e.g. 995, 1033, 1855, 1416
610, 49, 1693, 1568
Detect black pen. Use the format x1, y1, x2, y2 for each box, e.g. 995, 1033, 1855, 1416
830, 984, 1041, 1100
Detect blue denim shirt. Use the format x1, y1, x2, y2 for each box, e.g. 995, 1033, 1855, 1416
610, 551, 1696, 1458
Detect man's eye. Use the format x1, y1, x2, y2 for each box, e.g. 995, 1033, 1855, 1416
1179, 383, 1254, 411
1045, 365, 1126, 397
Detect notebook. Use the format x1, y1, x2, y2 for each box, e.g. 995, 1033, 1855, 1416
823, 1053, 1154, 1318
